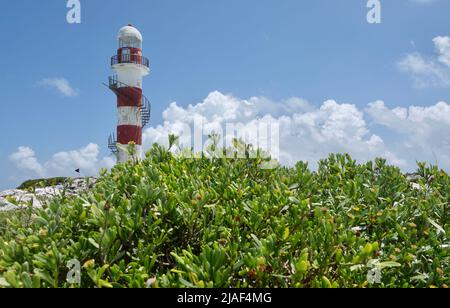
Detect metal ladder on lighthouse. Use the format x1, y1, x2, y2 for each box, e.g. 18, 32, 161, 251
105, 76, 152, 155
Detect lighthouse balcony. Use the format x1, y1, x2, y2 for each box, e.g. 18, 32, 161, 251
111, 54, 150, 68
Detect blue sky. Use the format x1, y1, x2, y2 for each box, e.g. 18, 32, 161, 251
1, 0, 450, 189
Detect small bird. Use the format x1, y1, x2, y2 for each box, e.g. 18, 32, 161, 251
75, 169, 80, 174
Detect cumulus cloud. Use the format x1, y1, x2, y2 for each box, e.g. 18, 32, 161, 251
9, 147, 46, 177
143, 92, 314, 156
9, 92, 450, 180
37, 78, 78, 97
366, 100, 450, 168
433, 36, 450, 68
9, 143, 115, 179
398, 36, 450, 87
144, 91, 443, 170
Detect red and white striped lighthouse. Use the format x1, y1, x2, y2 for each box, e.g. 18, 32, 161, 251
108, 24, 151, 163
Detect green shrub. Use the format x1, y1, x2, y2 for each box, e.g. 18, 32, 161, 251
17, 177, 68, 191
0, 140, 448, 288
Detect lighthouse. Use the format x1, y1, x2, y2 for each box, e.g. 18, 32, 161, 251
107, 24, 151, 163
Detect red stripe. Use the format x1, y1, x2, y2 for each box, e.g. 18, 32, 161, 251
118, 47, 142, 55
116, 87, 142, 107
115, 48, 145, 66
117, 125, 142, 145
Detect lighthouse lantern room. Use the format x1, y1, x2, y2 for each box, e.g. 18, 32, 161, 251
107, 24, 151, 163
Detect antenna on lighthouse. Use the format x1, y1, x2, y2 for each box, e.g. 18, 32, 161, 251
106, 25, 151, 163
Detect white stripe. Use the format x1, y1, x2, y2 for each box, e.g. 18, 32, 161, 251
117, 107, 142, 126
117, 145, 142, 163
114, 69, 145, 89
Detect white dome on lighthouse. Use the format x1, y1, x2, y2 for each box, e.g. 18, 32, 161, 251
117, 25, 143, 43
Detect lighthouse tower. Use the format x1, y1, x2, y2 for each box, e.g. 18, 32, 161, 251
107, 24, 151, 163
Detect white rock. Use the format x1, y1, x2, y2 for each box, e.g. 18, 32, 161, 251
0, 189, 22, 198
406, 173, 421, 182
0, 198, 19, 212
411, 183, 422, 191
0, 177, 97, 212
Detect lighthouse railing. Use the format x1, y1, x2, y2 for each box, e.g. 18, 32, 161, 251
108, 133, 119, 155
141, 96, 151, 128
111, 54, 150, 68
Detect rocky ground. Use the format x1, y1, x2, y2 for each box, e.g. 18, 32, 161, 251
0, 178, 97, 212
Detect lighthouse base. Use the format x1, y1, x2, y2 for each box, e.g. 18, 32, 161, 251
117, 144, 142, 164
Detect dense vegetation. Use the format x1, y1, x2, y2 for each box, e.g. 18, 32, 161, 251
0, 139, 449, 288
17, 177, 68, 191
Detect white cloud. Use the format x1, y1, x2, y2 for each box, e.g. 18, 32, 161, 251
433, 36, 450, 68
398, 36, 450, 87
366, 100, 450, 168
9, 147, 45, 177
43, 143, 114, 176
144, 92, 440, 170
10, 92, 450, 182
37, 78, 78, 97
9, 143, 115, 179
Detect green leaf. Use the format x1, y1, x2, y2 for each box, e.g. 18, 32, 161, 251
34, 270, 54, 287
97, 264, 110, 279
296, 260, 309, 274
321, 276, 332, 288
179, 278, 196, 288
427, 218, 445, 235
21, 273, 33, 288
283, 227, 290, 240
98, 279, 113, 288
34, 217, 48, 227
288, 196, 300, 205
250, 234, 262, 248
4, 271, 20, 288
31, 275, 41, 288
88, 238, 100, 249
379, 261, 402, 269
410, 273, 429, 283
